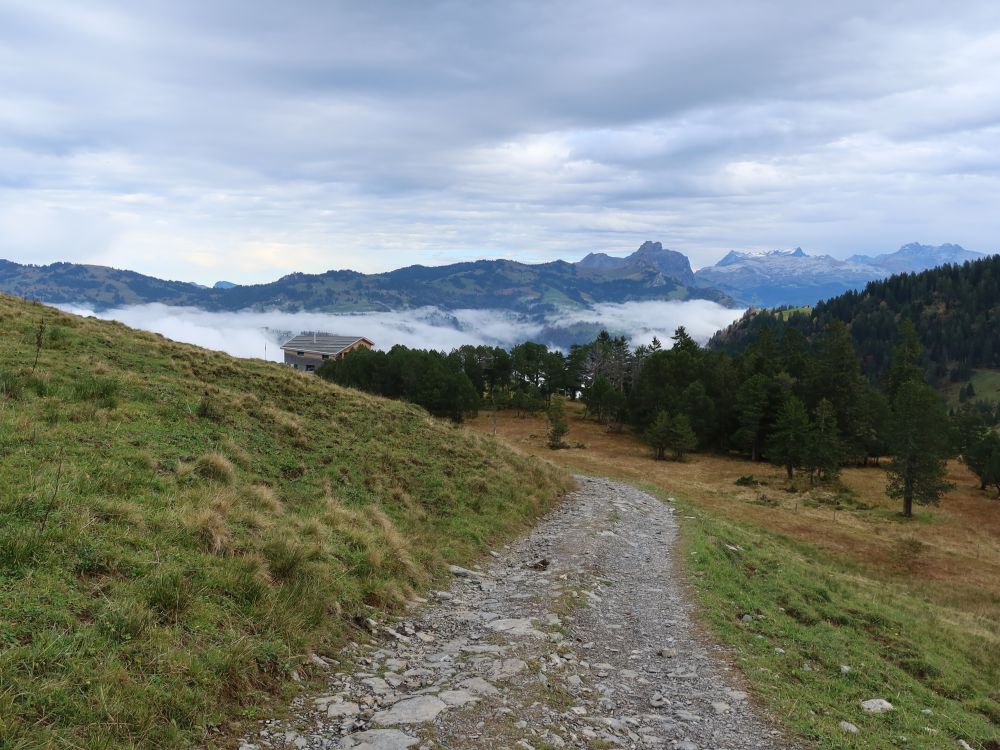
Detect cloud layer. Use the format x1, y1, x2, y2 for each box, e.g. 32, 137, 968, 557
60, 300, 744, 358
4, 1, 1000, 282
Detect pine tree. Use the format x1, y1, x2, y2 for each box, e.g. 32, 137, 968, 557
769, 396, 810, 479
886, 381, 954, 517
805, 399, 842, 483
666, 414, 698, 461
735, 373, 771, 461
643, 411, 696, 461
547, 395, 568, 449
644, 411, 674, 461
885, 319, 924, 399
965, 430, 1000, 494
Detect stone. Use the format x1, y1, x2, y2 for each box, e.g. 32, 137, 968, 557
487, 618, 546, 638
741, 614, 753, 622
344, 729, 420, 749
861, 698, 894, 714
958, 742, 974, 750
492, 658, 528, 679
439, 689, 477, 706
459, 676, 500, 696
840, 665, 851, 674
839, 721, 859, 734
372, 695, 447, 725
711, 701, 731, 715
327, 701, 361, 719
657, 647, 678, 658
676, 742, 698, 750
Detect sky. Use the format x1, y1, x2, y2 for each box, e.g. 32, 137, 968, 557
3, 0, 1000, 285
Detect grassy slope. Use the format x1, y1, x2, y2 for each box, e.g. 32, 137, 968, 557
466, 407, 1000, 749
0, 296, 571, 749
943, 368, 1000, 407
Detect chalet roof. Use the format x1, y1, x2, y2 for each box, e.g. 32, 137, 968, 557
280, 332, 372, 356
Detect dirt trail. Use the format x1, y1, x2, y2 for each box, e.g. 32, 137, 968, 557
240, 477, 799, 750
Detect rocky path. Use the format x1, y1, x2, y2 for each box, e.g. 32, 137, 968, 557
240, 477, 798, 750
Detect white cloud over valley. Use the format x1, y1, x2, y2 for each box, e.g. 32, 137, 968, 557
59, 301, 744, 359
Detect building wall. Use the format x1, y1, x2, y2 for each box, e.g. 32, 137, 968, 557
282, 341, 373, 373
283, 351, 329, 372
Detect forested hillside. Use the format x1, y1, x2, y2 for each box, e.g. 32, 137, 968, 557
710, 254, 1000, 383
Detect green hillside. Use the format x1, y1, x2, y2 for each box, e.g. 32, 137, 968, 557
0, 295, 570, 749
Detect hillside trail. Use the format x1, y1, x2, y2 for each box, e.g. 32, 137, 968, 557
240, 477, 799, 750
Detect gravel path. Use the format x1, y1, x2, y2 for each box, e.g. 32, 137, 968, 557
240, 476, 799, 750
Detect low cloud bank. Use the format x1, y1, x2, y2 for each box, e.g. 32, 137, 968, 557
59, 300, 744, 360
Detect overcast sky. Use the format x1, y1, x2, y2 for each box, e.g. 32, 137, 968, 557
2, 1, 999, 284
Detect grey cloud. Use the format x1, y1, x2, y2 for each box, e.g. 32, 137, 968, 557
2, 1, 999, 280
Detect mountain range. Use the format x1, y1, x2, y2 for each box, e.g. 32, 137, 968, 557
0, 241, 987, 314
692, 243, 985, 307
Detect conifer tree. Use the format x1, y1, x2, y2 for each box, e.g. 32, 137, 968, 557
885, 319, 925, 399
886, 381, 953, 516
735, 373, 771, 461
644, 411, 674, 461
805, 399, 841, 483
769, 396, 810, 479
667, 413, 698, 461
644, 411, 696, 461
547, 395, 568, 449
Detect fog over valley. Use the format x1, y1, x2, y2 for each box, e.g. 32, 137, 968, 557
58, 300, 744, 359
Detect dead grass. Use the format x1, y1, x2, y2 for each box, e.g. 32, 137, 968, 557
465, 404, 1000, 632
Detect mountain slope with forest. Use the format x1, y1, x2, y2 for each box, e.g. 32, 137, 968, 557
710, 254, 1000, 384
0, 294, 569, 749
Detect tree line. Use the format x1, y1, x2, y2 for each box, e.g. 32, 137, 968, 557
712, 254, 1000, 386
317, 320, 1000, 516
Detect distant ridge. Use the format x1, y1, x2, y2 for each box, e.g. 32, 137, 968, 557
0, 241, 987, 314
694, 242, 987, 307
0, 242, 727, 315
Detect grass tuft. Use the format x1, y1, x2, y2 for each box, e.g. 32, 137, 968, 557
194, 452, 236, 484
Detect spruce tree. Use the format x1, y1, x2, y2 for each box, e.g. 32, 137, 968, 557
644, 411, 674, 461
547, 395, 569, 449
667, 413, 698, 461
885, 319, 924, 399
805, 399, 842, 483
735, 373, 771, 461
769, 396, 810, 479
886, 381, 954, 517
